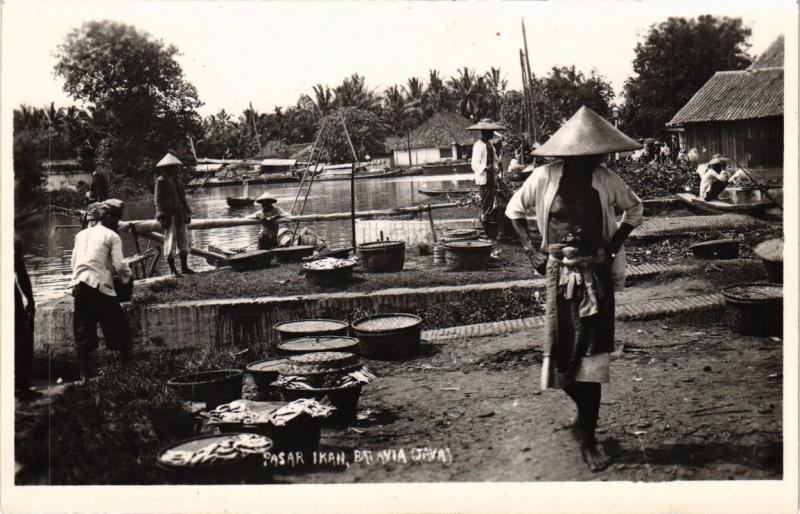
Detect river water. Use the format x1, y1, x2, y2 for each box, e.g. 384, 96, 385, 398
19, 174, 475, 302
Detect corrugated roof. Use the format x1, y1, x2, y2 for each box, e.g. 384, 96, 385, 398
667, 68, 783, 125
750, 35, 784, 69
388, 111, 477, 150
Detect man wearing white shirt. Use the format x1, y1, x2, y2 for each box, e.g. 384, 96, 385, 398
468, 119, 507, 238
71, 199, 134, 384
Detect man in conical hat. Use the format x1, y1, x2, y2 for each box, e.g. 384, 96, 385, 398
154, 152, 194, 276
246, 191, 290, 250
505, 106, 643, 472
467, 119, 508, 240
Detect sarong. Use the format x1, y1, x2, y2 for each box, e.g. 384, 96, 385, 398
164, 216, 190, 257
480, 172, 500, 222
541, 246, 615, 390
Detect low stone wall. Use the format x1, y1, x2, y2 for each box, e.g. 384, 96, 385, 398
34, 278, 544, 360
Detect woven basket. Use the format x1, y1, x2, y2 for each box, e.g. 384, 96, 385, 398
280, 351, 361, 376
352, 313, 422, 360
443, 240, 493, 271
303, 262, 355, 287
277, 336, 360, 356
754, 239, 783, 283
167, 370, 244, 408
357, 241, 405, 272
273, 319, 350, 342
722, 283, 783, 337
245, 359, 287, 399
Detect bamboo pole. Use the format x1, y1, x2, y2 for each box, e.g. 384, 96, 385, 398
339, 111, 360, 251
119, 202, 460, 233
136, 231, 230, 263
521, 18, 538, 144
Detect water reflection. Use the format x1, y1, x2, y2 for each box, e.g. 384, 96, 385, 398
18, 174, 474, 302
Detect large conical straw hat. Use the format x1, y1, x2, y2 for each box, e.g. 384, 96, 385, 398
532, 106, 641, 157
156, 152, 183, 167
466, 118, 507, 131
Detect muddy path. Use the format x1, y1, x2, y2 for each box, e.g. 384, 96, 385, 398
269, 310, 782, 483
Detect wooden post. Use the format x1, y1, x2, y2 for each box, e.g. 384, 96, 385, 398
427, 206, 438, 243
340, 112, 359, 251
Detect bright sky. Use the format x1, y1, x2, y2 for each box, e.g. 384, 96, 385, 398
1, 0, 791, 118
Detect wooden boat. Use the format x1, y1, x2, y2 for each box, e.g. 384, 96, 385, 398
312, 169, 402, 182
400, 167, 424, 176
675, 192, 774, 214
420, 161, 472, 176
418, 188, 478, 197
226, 197, 255, 208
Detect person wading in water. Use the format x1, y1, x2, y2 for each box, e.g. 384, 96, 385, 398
505, 106, 643, 471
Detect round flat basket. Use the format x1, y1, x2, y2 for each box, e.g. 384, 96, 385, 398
277, 336, 360, 356
167, 370, 244, 408
352, 313, 422, 360
156, 433, 272, 484
357, 241, 405, 273
273, 319, 350, 342
245, 359, 288, 399
270, 245, 315, 263
229, 250, 273, 272
440, 228, 480, 243
281, 351, 361, 376
722, 283, 783, 337
442, 240, 493, 271
302, 247, 353, 261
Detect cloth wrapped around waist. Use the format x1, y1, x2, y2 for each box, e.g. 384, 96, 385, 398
547, 245, 605, 318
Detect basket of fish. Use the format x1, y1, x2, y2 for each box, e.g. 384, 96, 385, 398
205, 398, 335, 457
272, 351, 376, 424
156, 433, 273, 484
302, 257, 357, 287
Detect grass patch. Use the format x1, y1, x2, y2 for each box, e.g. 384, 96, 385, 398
15, 346, 255, 485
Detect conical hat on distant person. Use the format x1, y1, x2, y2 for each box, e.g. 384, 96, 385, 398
256, 191, 278, 203
466, 118, 507, 131
156, 152, 183, 168
532, 106, 641, 157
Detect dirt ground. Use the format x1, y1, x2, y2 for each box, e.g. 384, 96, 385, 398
267, 310, 782, 483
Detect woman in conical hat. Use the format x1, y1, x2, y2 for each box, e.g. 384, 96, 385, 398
505, 106, 643, 472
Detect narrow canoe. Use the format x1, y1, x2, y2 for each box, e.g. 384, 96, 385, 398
675, 193, 772, 214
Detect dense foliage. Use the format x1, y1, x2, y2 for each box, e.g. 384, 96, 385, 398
620, 16, 752, 137
54, 21, 202, 179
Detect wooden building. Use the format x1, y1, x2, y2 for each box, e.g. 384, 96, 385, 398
388, 111, 478, 167
667, 36, 784, 176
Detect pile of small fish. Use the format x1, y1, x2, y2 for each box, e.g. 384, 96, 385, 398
207, 398, 336, 426
275, 366, 376, 390
302, 257, 357, 272
159, 434, 271, 467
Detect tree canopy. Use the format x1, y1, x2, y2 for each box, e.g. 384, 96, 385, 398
620, 15, 752, 137
54, 20, 203, 179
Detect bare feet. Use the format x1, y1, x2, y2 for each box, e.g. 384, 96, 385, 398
581, 442, 611, 472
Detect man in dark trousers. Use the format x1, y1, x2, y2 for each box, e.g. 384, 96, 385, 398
154, 152, 194, 276
15, 236, 41, 400
71, 199, 134, 384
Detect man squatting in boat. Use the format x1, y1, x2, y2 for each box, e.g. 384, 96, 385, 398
505, 106, 644, 471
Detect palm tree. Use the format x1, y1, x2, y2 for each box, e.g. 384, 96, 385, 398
484, 67, 507, 120
404, 77, 424, 102
424, 69, 450, 114
311, 84, 333, 117
41, 102, 64, 161
448, 67, 485, 120
333, 73, 378, 112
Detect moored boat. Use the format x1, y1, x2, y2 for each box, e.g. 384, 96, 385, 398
420, 161, 472, 176
675, 189, 776, 214
226, 197, 255, 208
418, 188, 478, 197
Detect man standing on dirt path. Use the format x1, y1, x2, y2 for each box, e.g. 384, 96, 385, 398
154, 152, 195, 276
505, 106, 643, 472
70, 199, 134, 385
